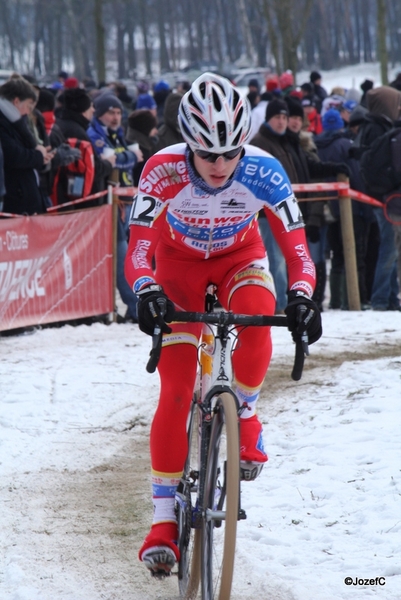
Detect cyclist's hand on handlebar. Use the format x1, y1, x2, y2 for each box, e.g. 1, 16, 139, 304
284, 290, 322, 345
137, 284, 175, 336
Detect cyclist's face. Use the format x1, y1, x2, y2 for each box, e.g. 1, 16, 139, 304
193, 151, 242, 188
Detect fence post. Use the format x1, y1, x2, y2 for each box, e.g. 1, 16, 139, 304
109, 171, 120, 322
337, 174, 360, 311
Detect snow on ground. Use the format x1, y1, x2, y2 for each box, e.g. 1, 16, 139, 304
1, 309, 400, 600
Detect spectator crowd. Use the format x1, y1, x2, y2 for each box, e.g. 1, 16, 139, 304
1, 68, 401, 323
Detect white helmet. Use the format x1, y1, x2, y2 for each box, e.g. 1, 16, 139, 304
178, 72, 251, 153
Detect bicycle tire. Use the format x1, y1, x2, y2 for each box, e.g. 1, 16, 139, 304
201, 392, 240, 600
177, 398, 201, 599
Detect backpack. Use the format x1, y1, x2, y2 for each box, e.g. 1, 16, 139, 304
360, 127, 401, 200
51, 138, 95, 206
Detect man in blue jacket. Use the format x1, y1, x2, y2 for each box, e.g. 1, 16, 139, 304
88, 94, 142, 322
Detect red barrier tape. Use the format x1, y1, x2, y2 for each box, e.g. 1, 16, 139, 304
1, 183, 383, 219
292, 182, 383, 207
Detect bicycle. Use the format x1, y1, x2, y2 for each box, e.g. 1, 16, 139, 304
145, 288, 308, 599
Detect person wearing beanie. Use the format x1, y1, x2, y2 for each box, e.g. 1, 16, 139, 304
153, 80, 171, 127
348, 104, 368, 132
322, 108, 345, 132
126, 109, 158, 185
278, 70, 294, 96
87, 93, 143, 322
340, 99, 358, 130
265, 74, 280, 95
249, 97, 293, 313
310, 71, 328, 110
55, 86, 115, 207
302, 95, 323, 134
360, 79, 374, 107
63, 77, 79, 89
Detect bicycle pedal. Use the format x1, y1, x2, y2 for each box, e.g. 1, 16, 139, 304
240, 461, 264, 481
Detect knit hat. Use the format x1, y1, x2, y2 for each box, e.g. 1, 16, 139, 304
310, 71, 322, 83
94, 93, 123, 118
137, 80, 150, 94
64, 77, 79, 89
265, 99, 289, 121
266, 75, 280, 92
136, 93, 157, 111
300, 82, 313, 94
128, 109, 157, 135
286, 97, 304, 119
36, 89, 56, 113
248, 78, 260, 90
322, 108, 344, 131
360, 79, 374, 93
348, 104, 368, 127
63, 88, 92, 113
154, 79, 170, 93
278, 71, 294, 90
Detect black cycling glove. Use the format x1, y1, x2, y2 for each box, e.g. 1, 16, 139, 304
136, 284, 175, 336
285, 290, 322, 345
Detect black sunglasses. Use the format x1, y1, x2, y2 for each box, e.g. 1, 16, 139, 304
194, 147, 243, 163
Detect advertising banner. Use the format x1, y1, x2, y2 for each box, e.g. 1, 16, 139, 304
0, 205, 113, 332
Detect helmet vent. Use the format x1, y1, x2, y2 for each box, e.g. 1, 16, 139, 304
217, 121, 227, 146
234, 106, 243, 131
192, 112, 209, 131
200, 132, 214, 148
212, 88, 222, 112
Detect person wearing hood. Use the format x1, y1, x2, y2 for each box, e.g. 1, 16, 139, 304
87, 93, 143, 323
153, 92, 185, 152
351, 85, 401, 311
349, 85, 401, 159
126, 109, 158, 186
315, 108, 375, 310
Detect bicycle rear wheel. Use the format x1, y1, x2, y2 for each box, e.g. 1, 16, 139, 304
201, 392, 240, 600
177, 397, 201, 599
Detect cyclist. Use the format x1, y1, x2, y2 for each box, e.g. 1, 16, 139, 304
124, 73, 322, 575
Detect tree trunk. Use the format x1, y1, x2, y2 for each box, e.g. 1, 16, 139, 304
94, 0, 106, 83
377, 0, 388, 85
237, 0, 256, 63
157, 0, 170, 72
139, 0, 152, 76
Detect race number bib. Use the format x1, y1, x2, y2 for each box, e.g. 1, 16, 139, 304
274, 195, 304, 231
129, 194, 157, 227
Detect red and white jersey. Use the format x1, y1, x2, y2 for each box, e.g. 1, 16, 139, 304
125, 144, 316, 297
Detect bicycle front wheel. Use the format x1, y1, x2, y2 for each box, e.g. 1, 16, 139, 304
201, 392, 240, 600
177, 397, 201, 599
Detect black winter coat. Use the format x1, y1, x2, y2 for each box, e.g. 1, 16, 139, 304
56, 109, 113, 200
0, 110, 46, 215
314, 130, 373, 221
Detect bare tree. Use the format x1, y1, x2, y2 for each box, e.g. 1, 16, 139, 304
377, 0, 388, 84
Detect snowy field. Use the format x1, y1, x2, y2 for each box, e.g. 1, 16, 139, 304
1, 309, 400, 600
